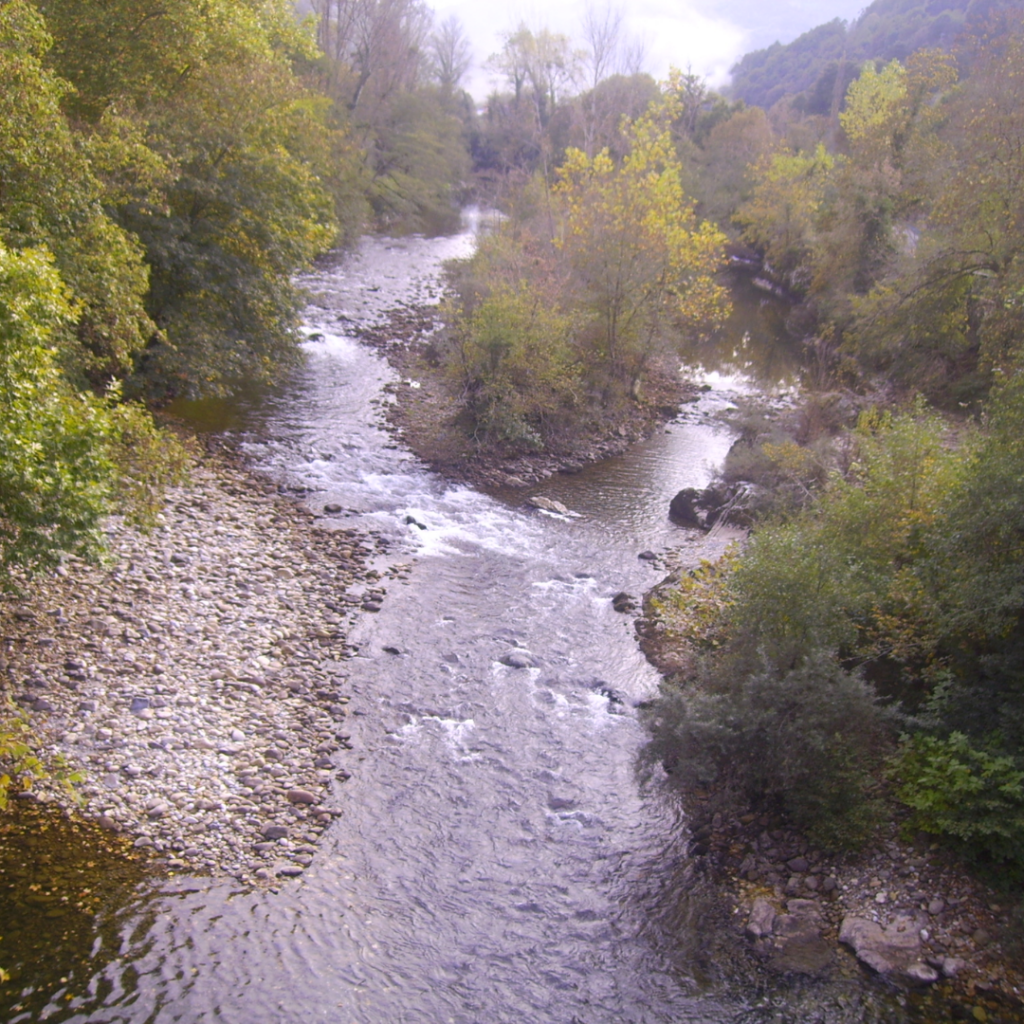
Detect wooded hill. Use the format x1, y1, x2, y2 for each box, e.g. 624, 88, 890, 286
730, 0, 1009, 111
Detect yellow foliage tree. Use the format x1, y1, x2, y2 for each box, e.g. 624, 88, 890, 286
553, 77, 729, 391
734, 143, 836, 287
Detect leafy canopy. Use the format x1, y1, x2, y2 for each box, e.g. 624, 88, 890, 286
0, 242, 188, 575
553, 76, 730, 385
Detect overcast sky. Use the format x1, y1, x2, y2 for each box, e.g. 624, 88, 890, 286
432, 0, 871, 98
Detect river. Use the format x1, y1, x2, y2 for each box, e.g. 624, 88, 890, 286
7, 213, 925, 1023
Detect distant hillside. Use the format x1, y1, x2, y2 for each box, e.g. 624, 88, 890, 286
729, 0, 1009, 110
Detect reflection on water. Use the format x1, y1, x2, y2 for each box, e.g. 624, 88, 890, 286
679, 273, 802, 385
0, 804, 155, 1021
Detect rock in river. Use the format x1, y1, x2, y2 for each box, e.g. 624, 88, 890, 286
500, 650, 536, 669
668, 488, 705, 528
526, 496, 571, 516
746, 898, 831, 974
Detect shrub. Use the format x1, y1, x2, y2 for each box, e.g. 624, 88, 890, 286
645, 546, 739, 652
0, 705, 46, 811
891, 732, 1024, 871
650, 650, 888, 850
719, 403, 960, 676
0, 699, 79, 810
446, 286, 580, 447
0, 243, 189, 577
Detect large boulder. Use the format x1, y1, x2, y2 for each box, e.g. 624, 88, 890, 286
839, 914, 939, 986
668, 483, 760, 530
668, 488, 705, 528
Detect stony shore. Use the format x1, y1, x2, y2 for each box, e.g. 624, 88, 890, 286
1, 441, 407, 886
688, 808, 1023, 1009
636, 589, 1024, 1016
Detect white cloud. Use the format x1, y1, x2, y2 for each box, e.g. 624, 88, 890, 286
626, 0, 747, 88
432, 0, 746, 99
430, 0, 870, 101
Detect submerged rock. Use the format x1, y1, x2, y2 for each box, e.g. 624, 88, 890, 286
500, 650, 536, 669
771, 899, 832, 975
746, 897, 831, 974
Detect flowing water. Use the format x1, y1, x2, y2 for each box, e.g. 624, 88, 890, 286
7, 213, 928, 1023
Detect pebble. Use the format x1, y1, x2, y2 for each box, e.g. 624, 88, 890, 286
0, 452, 382, 883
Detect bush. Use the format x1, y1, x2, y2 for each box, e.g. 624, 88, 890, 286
719, 403, 960, 677
650, 650, 888, 850
891, 732, 1024, 871
0, 705, 46, 811
0, 243, 189, 577
0, 699, 79, 810
445, 286, 580, 447
645, 546, 738, 653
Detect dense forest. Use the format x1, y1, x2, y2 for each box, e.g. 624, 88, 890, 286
728, 0, 1008, 111
3, 0, 1024, 888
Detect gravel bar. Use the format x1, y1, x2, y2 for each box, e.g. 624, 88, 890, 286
1, 445, 398, 886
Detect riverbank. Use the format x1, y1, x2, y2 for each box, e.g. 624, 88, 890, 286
1, 439, 403, 885
351, 303, 701, 489
635, 584, 1024, 1017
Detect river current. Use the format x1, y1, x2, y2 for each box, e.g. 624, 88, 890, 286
16, 213, 913, 1023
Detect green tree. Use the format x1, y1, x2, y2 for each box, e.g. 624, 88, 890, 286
366, 88, 470, 232
818, 51, 957, 299
725, 404, 959, 672
650, 651, 886, 849
735, 144, 836, 290
647, 405, 967, 845
0, 243, 186, 575
37, 0, 343, 399
448, 284, 579, 447
697, 106, 775, 228
0, 0, 153, 385
892, 732, 1024, 871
